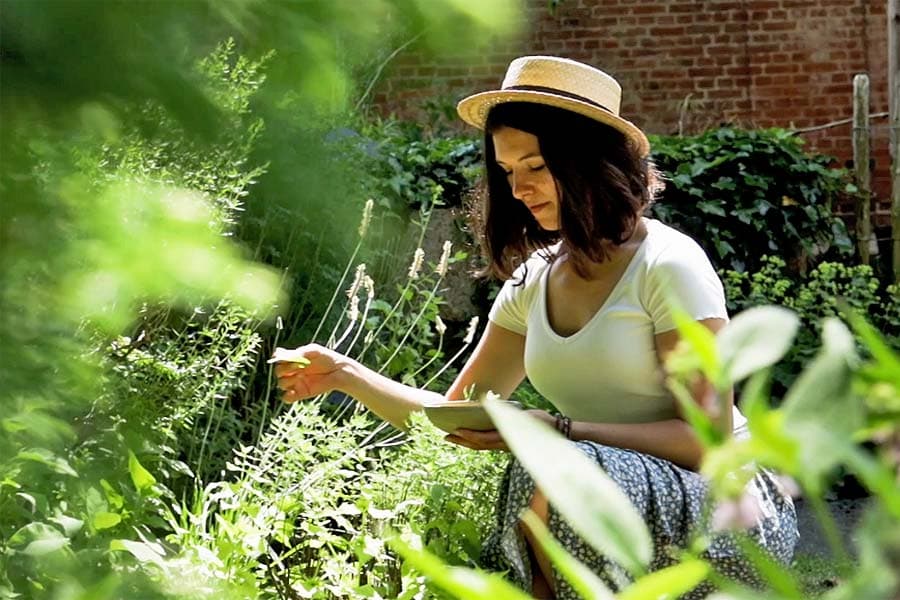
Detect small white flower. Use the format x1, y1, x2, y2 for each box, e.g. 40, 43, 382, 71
346, 264, 366, 298
363, 275, 375, 299
436, 240, 452, 277
347, 295, 360, 322
463, 316, 479, 344
364, 331, 375, 346
408, 248, 425, 280
434, 315, 447, 336
358, 198, 374, 238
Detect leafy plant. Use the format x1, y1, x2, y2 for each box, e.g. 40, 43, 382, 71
393, 306, 900, 600
0, 2, 521, 592
649, 127, 854, 273
721, 256, 900, 397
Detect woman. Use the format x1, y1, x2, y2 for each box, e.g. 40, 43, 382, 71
275, 56, 798, 599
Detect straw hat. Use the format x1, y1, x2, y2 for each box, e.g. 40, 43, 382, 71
457, 55, 650, 157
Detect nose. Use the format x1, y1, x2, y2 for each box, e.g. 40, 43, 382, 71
510, 171, 533, 201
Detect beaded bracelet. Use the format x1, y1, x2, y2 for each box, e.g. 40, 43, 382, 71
554, 414, 572, 439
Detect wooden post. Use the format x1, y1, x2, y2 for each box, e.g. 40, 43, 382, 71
853, 74, 872, 265
890, 0, 900, 282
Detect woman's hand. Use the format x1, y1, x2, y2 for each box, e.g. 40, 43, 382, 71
444, 409, 555, 451
273, 344, 348, 403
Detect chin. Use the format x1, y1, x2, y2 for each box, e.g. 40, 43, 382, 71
538, 220, 560, 232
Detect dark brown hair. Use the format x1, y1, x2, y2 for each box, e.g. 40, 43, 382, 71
475, 102, 656, 281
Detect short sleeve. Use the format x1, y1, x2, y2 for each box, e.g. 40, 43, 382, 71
488, 272, 530, 335
643, 240, 728, 334
487, 258, 546, 336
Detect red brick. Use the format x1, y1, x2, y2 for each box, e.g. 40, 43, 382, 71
371, 0, 891, 203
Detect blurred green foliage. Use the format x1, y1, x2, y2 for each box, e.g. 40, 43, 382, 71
0, 1, 521, 596
399, 307, 900, 600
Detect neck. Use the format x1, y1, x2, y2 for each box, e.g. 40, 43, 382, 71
561, 218, 647, 279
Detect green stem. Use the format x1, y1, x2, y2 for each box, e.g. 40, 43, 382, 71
312, 238, 362, 344
376, 279, 441, 374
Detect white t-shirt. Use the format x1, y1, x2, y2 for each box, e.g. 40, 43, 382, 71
489, 218, 748, 433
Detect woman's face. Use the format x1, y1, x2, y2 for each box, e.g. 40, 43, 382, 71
491, 126, 560, 231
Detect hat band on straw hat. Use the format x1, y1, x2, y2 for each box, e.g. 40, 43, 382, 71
506, 84, 614, 115
456, 56, 652, 156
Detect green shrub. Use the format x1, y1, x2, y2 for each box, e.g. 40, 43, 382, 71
722, 256, 900, 397
648, 127, 854, 273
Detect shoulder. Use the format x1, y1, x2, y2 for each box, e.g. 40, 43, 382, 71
488, 244, 558, 335
641, 219, 711, 271
509, 243, 558, 288
636, 219, 728, 332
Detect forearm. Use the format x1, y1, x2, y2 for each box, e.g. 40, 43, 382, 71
570, 419, 706, 470
337, 357, 445, 430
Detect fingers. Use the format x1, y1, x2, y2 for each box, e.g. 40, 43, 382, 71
445, 429, 508, 451
274, 370, 310, 402
273, 362, 302, 378
271, 344, 331, 376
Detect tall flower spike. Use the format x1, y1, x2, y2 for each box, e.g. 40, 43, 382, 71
363, 275, 375, 299
347, 295, 360, 322
408, 248, 425, 280
358, 198, 374, 238
463, 316, 480, 344
436, 240, 452, 277
347, 264, 366, 299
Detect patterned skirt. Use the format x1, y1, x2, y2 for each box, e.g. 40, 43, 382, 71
480, 441, 799, 599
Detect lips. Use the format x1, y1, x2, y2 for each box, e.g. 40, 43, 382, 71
528, 202, 550, 213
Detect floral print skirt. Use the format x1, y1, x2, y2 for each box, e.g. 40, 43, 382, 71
480, 441, 799, 599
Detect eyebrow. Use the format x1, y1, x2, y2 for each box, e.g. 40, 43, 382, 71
496, 152, 542, 166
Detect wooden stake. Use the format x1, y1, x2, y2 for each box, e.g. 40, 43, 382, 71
853, 74, 872, 265
890, 0, 900, 282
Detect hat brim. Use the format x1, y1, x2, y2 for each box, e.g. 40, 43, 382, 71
457, 89, 651, 157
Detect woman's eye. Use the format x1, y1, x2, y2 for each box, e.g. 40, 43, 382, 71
529, 164, 546, 172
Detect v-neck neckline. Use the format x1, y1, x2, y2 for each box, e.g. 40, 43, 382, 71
540, 219, 651, 342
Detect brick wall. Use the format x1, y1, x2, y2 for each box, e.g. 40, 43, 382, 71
373, 0, 893, 232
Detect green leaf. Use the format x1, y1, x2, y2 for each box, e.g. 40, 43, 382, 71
51, 514, 84, 537
16, 448, 78, 476
842, 308, 900, 377
267, 347, 311, 365
669, 304, 722, 387
9, 523, 68, 556
486, 399, 652, 575
391, 536, 533, 600
717, 306, 799, 384
668, 378, 723, 447
100, 479, 124, 510
781, 318, 861, 483
128, 450, 157, 492
697, 200, 727, 217
842, 444, 900, 520
519, 511, 615, 600
109, 539, 166, 568
733, 537, 804, 599
617, 559, 709, 600
92, 511, 122, 530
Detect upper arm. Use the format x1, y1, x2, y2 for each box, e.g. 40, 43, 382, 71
445, 321, 527, 401
655, 318, 734, 431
